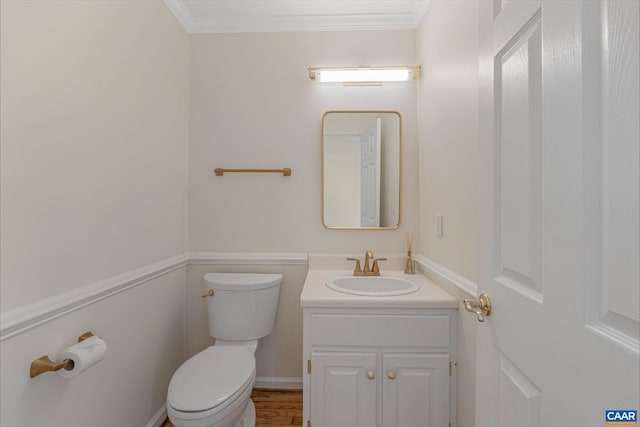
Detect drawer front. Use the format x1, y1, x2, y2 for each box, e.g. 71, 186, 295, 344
310, 314, 450, 348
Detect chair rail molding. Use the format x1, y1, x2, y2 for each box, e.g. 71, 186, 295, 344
414, 254, 478, 298
0, 252, 309, 341
0, 255, 190, 341
188, 252, 308, 265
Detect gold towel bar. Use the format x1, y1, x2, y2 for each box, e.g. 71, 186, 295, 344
30, 332, 94, 378
214, 168, 291, 176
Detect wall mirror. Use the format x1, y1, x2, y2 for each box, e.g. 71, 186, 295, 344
322, 111, 401, 229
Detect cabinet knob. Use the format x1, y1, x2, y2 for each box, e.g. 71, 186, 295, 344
366, 369, 375, 380
387, 370, 397, 380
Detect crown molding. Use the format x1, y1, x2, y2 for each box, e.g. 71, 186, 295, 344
163, 0, 194, 31
164, 0, 430, 34
410, 0, 431, 27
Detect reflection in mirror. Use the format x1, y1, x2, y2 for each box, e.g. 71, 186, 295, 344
322, 111, 401, 229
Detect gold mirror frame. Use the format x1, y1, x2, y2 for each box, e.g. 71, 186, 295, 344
321, 110, 402, 230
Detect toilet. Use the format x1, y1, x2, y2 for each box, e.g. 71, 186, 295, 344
167, 273, 282, 427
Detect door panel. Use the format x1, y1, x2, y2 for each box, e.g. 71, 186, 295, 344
478, 1, 639, 426
496, 9, 543, 303
497, 352, 541, 427
584, 0, 640, 351
382, 353, 449, 427
310, 352, 377, 427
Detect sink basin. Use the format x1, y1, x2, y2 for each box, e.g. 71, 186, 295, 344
326, 276, 419, 296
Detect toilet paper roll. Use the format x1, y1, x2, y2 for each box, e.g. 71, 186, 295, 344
58, 335, 107, 378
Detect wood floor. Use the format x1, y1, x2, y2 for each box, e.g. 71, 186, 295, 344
162, 388, 303, 427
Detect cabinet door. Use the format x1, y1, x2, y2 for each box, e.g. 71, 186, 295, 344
382, 353, 449, 427
311, 351, 377, 427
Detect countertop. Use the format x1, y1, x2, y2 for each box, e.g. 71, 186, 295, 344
300, 269, 459, 309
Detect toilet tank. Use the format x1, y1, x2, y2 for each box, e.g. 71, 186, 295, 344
204, 273, 282, 341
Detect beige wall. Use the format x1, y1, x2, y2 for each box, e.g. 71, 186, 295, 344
1, 0, 190, 311
187, 30, 419, 385
1, 1, 484, 424
416, 1, 479, 284
0, 0, 190, 425
416, 2, 480, 426
188, 31, 419, 253
0, 268, 187, 427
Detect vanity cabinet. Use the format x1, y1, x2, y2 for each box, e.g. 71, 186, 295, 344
303, 308, 456, 427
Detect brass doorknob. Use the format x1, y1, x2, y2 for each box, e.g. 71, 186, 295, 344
463, 293, 491, 322
366, 369, 375, 380
387, 370, 397, 380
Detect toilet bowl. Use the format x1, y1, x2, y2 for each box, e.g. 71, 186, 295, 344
166, 273, 282, 427
167, 347, 256, 427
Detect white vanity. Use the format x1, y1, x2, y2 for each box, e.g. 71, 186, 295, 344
301, 260, 458, 427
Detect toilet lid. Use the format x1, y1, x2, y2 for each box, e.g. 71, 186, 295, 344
204, 273, 283, 291
168, 346, 255, 412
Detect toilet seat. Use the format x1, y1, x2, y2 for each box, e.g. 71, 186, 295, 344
168, 346, 255, 414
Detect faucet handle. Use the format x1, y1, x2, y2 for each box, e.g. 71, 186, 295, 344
371, 258, 387, 274
363, 250, 374, 272
346, 258, 362, 274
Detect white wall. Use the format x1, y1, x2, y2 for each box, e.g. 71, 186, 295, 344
187, 30, 418, 384
189, 31, 419, 253
1, 0, 190, 311
416, 1, 479, 283
1, 1, 484, 423
0, 1, 190, 425
0, 268, 187, 427
416, 2, 480, 426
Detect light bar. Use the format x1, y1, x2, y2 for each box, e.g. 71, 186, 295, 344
308, 66, 421, 85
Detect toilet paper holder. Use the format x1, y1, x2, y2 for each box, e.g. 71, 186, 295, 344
30, 331, 95, 378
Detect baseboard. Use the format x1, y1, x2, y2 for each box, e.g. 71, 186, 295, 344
146, 404, 167, 427
254, 376, 303, 390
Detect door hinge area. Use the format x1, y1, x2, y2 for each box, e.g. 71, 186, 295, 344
449, 361, 452, 376
307, 421, 311, 427
307, 359, 311, 374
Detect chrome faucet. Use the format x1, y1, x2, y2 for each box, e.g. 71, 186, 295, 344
347, 250, 387, 276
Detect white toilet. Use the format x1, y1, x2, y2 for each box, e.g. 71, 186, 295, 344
167, 273, 282, 427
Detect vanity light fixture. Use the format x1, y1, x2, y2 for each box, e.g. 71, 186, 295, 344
308, 66, 421, 86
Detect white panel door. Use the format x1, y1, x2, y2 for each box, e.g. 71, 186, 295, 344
477, 1, 639, 426
382, 353, 449, 427
310, 352, 377, 427
360, 118, 382, 227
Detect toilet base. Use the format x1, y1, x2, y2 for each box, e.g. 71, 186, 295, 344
236, 400, 255, 427
169, 399, 255, 427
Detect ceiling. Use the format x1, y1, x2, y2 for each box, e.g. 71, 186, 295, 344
163, 0, 431, 34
